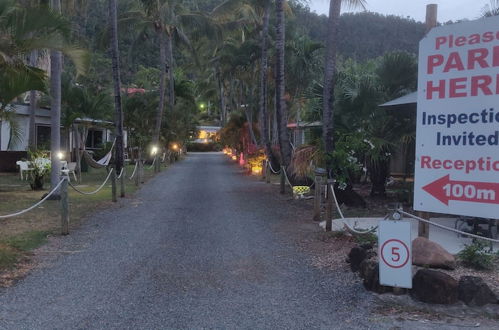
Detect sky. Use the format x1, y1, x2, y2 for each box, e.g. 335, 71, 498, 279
308, 0, 490, 23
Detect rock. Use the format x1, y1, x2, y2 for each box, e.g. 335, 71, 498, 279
412, 237, 456, 270
359, 260, 392, 294
360, 243, 373, 250
348, 246, 367, 272
411, 269, 458, 304
458, 276, 498, 306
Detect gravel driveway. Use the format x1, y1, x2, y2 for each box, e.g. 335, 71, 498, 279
0, 152, 464, 329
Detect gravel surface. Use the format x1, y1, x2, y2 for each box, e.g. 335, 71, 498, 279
0, 153, 492, 329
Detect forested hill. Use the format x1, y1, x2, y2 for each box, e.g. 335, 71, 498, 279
295, 10, 426, 60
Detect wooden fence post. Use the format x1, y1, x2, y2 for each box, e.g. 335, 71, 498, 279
325, 179, 335, 232
60, 175, 69, 235
280, 165, 286, 194
111, 167, 117, 202
120, 167, 125, 198
313, 168, 327, 221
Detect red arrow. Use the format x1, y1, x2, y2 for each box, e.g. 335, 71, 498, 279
422, 175, 499, 205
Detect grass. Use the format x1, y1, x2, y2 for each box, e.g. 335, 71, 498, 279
0, 162, 162, 272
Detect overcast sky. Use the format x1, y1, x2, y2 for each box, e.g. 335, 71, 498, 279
308, 0, 490, 23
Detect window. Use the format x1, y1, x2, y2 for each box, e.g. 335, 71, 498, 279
35, 125, 68, 150
86, 129, 104, 149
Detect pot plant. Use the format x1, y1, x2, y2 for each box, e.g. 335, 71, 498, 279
28, 150, 51, 190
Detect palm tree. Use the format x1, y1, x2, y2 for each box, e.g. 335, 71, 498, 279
49, 0, 63, 194
108, 0, 125, 195
125, 0, 192, 150
482, 0, 499, 17
275, 0, 292, 167
322, 0, 366, 170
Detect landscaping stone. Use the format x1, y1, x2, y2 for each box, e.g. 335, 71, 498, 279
411, 269, 458, 304
359, 259, 392, 294
412, 237, 456, 270
348, 246, 367, 272
458, 276, 498, 306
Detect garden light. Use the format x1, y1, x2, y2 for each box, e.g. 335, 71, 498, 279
57, 151, 64, 160
251, 166, 263, 175
231, 155, 237, 161
151, 146, 158, 155
172, 144, 179, 151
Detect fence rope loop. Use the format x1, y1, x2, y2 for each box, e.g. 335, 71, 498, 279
328, 183, 378, 235
0, 178, 66, 219
397, 209, 499, 244
267, 161, 281, 174
128, 161, 139, 180
68, 168, 114, 195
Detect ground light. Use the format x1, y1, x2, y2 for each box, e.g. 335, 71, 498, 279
151, 146, 158, 156
251, 165, 263, 175
56, 151, 64, 160
172, 144, 179, 151
231, 155, 237, 161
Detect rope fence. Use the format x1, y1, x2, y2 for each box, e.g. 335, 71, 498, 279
128, 161, 139, 180
0, 178, 66, 219
267, 161, 281, 174
147, 156, 156, 170
68, 168, 114, 196
327, 183, 499, 243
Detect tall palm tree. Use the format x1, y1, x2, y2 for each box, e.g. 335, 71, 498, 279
322, 0, 366, 170
108, 0, 125, 194
49, 0, 63, 193
275, 0, 291, 167
258, 1, 273, 162
482, 0, 499, 17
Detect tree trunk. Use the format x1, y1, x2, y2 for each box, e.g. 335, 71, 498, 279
322, 0, 342, 170
166, 33, 175, 113
216, 67, 226, 125
50, 0, 62, 194
153, 31, 167, 146
108, 0, 124, 194
28, 50, 38, 150
259, 2, 273, 161
73, 123, 82, 182
275, 0, 292, 167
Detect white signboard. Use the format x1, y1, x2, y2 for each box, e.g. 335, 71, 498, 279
378, 221, 412, 289
415, 16, 499, 218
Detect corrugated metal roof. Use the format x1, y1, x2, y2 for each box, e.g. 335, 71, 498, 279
379, 91, 417, 107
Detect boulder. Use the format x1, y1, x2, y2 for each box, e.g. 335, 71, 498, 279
359, 260, 392, 294
412, 237, 456, 270
348, 246, 367, 272
458, 276, 498, 306
411, 269, 458, 304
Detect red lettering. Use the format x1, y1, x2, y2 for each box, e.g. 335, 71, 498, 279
471, 75, 493, 96
421, 156, 431, 169
468, 48, 489, 69
428, 54, 444, 74
432, 159, 442, 169
483, 31, 494, 42
436, 36, 447, 50
443, 160, 453, 169
494, 161, 499, 171
494, 46, 499, 67
444, 52, 465, 72
427, 80, 446, 100
450, 78, 468, 98
465, 160, 477, 174
455, 160, 464, 170
455, 36, 466, 46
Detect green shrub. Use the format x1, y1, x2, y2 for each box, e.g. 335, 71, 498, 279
354, 232, 378, 246
458, 241, 495, 270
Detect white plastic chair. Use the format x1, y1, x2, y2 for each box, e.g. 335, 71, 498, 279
15, 161, 34, 180
66, 162, 77, 181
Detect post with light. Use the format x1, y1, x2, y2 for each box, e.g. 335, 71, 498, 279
151, 145, 160, 173
280, 165, 286, 194
325, 179, 335, 232
60, 170, 69, 235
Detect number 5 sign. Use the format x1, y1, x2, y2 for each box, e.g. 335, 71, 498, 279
378, 221, 412, 289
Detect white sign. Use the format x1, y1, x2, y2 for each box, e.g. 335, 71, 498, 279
378, 221, 412, 289
415, 16, 499, 218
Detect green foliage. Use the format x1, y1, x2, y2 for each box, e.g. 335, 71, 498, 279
354, 232, 378, 246
27, 150, 51, 190
458, 241, 496, 270
4, 231, 51, 252
0, 246, 18, 270
134, 65, 160, 89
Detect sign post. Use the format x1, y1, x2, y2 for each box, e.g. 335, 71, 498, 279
378, 221, 412, 289
415, 16, 499, 218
